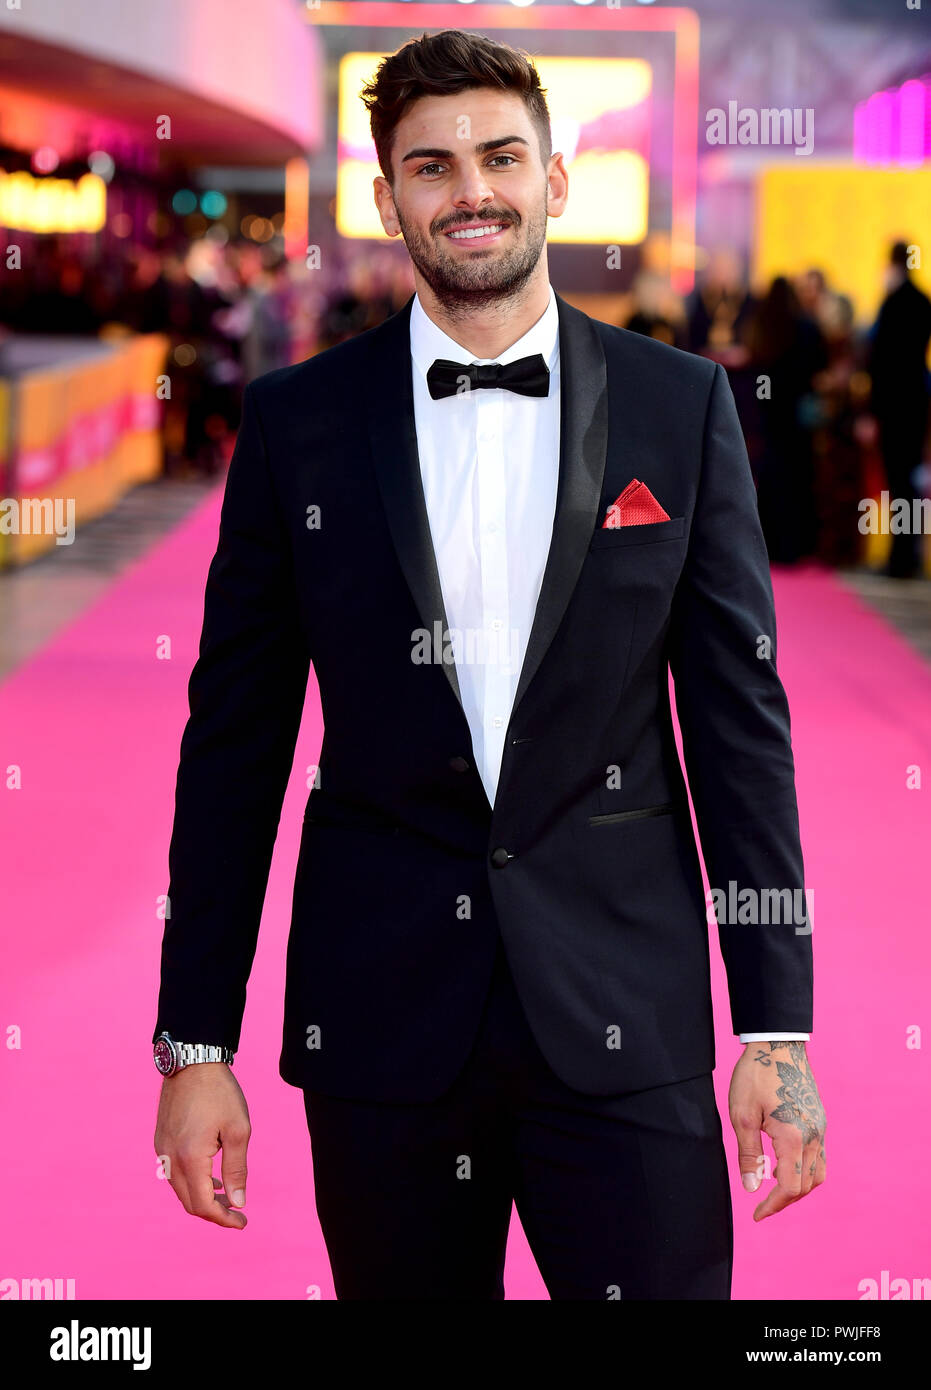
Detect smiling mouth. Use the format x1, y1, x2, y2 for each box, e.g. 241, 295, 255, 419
445, 222, 509, 242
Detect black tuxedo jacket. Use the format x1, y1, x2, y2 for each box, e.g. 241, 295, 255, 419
153, 291, 813, 1102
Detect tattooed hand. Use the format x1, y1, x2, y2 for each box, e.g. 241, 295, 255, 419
728, 1041, 826, 1221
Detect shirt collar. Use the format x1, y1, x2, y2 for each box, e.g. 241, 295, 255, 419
410, 283, 559, 383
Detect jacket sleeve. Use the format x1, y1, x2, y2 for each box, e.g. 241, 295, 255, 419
667, 362, 813, 1035
152, 381, 311, 1052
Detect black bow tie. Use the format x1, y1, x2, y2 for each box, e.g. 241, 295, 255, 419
426, 353, 550, 401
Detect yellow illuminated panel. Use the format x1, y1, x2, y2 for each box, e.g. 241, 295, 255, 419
754, 165, 931, 323
0, 170, 106, 234
337, 52, 651, 244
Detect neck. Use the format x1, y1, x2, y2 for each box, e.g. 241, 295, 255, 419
414, 265, 551, 359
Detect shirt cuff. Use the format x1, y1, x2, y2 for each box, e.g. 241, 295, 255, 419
738, 1032, 811, 1042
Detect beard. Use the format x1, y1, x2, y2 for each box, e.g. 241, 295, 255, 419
396, 187, 548, 318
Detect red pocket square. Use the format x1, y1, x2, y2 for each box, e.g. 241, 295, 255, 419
602, 479, 670, 528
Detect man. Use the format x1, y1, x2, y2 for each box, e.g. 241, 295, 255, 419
868, 241, 931, 579
153, 30, 824, 1300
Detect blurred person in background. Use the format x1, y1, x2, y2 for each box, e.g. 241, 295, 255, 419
685, 247, 759, 470
744, 275, 828, 565
156, 246, 235, 477
867, 240, 931, 579
795, 268, 828, 332
319, 251, 398, 348
240, 255, 297, 381
808, 290, 869, 569
684, 246, 755, 367
124, 246, 171, 334
622, 269, 686, 349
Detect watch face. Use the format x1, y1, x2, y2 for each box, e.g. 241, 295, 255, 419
154, 1038, 176, 1075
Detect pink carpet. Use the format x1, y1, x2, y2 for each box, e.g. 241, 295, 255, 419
1, 488, 929, 1300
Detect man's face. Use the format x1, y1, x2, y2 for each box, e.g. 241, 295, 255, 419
374, 89, 565, 311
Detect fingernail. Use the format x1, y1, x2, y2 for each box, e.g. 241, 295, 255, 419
232, 1189, 245, 1206
742, 1173, 761, 1192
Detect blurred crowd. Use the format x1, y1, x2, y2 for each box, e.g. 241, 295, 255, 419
1, 233, 929, 576
0, 236, 414, 476
623, 242, 931, 578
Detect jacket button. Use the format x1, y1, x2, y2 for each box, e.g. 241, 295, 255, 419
490, 847, 510, 868
448, 755, 470, 773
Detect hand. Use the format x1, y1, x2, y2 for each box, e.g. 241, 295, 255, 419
154, 1062, 251, 1229
728, 1041, 826, 1221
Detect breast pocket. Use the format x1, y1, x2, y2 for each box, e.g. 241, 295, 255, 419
588, 515, 686, 550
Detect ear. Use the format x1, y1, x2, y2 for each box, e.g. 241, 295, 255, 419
545, 152, 569, 220
373, 176, 401, 237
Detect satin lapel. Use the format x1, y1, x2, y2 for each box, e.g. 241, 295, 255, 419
363, 295, 463, 710
508, 292, 608, 723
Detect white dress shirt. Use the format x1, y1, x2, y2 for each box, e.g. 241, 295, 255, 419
407, 286, 808, 1045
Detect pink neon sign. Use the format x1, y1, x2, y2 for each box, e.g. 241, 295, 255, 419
854, 74, 930, 166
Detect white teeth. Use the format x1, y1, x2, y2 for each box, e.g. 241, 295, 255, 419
448, 224, 505, 240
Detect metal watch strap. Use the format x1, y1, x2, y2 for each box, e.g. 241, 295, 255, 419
177, 1042, 234, 1066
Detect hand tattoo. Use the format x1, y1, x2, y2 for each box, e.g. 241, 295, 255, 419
753, 1041, 825, 1145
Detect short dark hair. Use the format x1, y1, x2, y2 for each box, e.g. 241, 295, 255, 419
360, 30, 552, 188
890, 240, 911, 272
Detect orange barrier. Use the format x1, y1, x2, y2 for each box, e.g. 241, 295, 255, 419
0, 333, 169, 567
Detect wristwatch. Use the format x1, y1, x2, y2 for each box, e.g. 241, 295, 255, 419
153, 1031, 234, 1076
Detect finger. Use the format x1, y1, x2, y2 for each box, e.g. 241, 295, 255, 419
753, 1141, 804, 1220
731, 1111, 766, 1193
178, 1151, 247, 1228
163, 1155, 195, 1216
800, 1138, 822, 1196
808, 1140, 827, 1191
193, 1170, 248, 1228
754, 1175, 803, 1221
220, 1121, 251, 1210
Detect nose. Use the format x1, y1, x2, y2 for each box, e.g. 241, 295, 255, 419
449, 163, 496, 216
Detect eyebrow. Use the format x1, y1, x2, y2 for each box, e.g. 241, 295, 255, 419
400, 135, 530, 165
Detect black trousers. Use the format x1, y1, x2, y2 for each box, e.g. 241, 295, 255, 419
303, 936, 733, 1300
